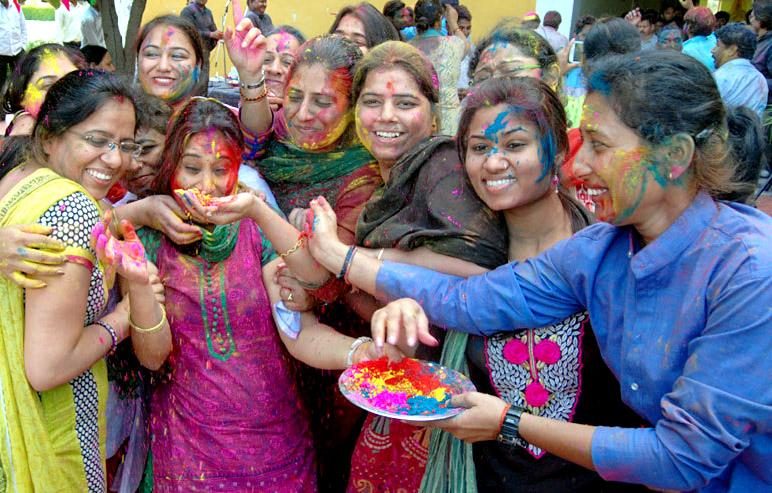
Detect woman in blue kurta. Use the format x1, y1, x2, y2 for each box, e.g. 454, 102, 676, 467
305, 51, 772, 492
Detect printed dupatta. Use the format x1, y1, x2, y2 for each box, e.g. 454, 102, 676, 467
0, 167, 105, 493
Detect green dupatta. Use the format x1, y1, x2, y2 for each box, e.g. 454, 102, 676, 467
257, 139, 374, 185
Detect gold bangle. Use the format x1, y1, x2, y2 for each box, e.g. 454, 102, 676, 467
129, 305, 167, 334
279, 236, 305, 260
376, 248, 385, 261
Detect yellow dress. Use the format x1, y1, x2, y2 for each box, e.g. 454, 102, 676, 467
0, 168, 108, 492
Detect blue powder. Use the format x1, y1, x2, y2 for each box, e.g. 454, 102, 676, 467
405, 394, 450, 415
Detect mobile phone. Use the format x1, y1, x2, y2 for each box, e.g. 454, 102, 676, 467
569, 41, 584, 64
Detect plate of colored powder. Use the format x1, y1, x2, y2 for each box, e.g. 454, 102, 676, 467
339, 357, 476, 421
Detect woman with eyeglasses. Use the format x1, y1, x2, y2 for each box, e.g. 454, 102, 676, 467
0, 70, 170, 492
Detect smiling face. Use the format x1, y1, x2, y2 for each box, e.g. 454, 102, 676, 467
284, 64, 351, 150
170, 130, 242, 199
464, 104, 552, 212
250, 0, 267, 15
356, 66, 433, 171
335, 14, 368, 54
473, 43, 543, 87
263, 32, 301, 98
574, 93, 669, 225
125, 126, 165, 197
138, 24, 199, 103
43, 98, 136, 200
22, 52, 78, 118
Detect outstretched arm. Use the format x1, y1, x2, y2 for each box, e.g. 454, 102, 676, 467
262, 259, 402, 369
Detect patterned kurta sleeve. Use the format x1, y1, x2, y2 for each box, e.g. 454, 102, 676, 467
37, 191, 105, 325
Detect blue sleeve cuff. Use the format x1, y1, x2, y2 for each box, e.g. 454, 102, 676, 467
592, 426, 642, 483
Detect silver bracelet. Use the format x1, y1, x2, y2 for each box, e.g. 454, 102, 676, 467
240, 71, 266, 90
346, 336, 373, 367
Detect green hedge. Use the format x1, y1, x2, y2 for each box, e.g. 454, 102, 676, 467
22, 5, 55, 22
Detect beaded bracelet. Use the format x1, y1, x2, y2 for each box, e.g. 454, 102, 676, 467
96, 320, 118, 355
241, 85, 268, 103
279, 236, 305, 260
338, 245, 357, 279
129, 305, 167, 334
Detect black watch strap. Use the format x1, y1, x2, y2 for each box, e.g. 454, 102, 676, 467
496, 405, 525, 447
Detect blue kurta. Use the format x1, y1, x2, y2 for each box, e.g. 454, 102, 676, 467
376, 192, 772, 492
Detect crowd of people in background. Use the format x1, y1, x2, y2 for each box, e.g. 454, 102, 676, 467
0, 0, 770, 492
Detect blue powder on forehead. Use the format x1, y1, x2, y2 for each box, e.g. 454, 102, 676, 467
483, 111, 510, 142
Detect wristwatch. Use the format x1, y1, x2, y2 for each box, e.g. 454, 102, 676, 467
496, 405, 525, 447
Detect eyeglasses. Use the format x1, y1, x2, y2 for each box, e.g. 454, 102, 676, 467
69, 131, 143, 158
472, 64, 543, 84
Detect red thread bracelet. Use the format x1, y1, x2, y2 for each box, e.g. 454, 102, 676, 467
498, 403, 512, 432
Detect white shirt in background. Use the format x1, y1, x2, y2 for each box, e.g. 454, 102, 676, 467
0, 2, 27, 56
56, 1, 87, 45
80, 5, 105, 48
115, 0, 132, 47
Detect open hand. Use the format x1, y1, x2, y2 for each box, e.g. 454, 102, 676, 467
93, 212, 149, 286
625, 8, 641, 26
558, 39, 581, 75
141, 195, 202, 244
224, 0, 268, 78
201, 191, 262, 225
371, 298, 438, 348
0, 224, 66, 288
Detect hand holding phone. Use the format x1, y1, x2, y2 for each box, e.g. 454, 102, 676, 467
568, 41, 584, 64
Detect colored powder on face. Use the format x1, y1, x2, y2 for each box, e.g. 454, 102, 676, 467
346, 357, 453, 416
483, 111, 510, 143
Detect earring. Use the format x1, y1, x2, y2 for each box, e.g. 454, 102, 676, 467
551, 172, 559, 193
668, 170, 674, 181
